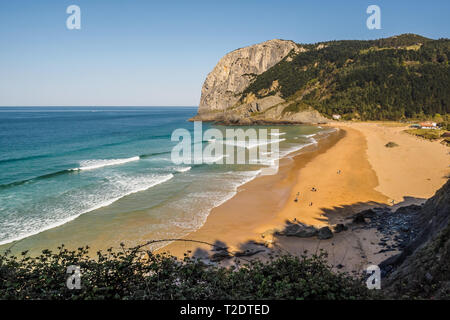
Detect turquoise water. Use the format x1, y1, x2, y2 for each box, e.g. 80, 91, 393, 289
0, 107, 325, 250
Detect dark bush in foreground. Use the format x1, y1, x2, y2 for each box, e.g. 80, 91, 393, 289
0, 245, 372, 300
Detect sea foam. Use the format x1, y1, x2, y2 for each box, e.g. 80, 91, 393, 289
0, 173, 174, 246
73, 156, 140, 171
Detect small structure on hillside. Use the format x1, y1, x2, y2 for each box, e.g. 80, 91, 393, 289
420, 121, 438, 129
409, 124, 421, 129
332, 114, 341, 120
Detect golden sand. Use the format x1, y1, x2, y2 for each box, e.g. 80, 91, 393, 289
161, 122, 449, 258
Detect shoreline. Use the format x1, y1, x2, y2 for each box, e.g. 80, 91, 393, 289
159, 127, 349, 256
160, 122, 449, 264
2, 121, 448, 266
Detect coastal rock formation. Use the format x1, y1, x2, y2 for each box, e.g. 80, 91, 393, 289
197, 39, 299, 115
191, 39, 329, 124
192, 34, 449, 124
380, 179, 450, 298
275, 222, 318, 238
317, 226, 333, 240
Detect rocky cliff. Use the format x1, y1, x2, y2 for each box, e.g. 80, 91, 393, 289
197, 39, 298, 114
192, 34, 449, 123
381, 179, 450, 298
191, 39, 327, 124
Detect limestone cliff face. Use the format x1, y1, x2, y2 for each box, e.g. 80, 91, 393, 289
197, 39, 298, 115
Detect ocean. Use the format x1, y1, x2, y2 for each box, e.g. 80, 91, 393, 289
0, 107, 326, 253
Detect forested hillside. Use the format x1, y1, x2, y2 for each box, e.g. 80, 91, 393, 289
241, 34, 450, 121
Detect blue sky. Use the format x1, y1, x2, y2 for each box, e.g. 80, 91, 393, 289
0, 0, 449, 106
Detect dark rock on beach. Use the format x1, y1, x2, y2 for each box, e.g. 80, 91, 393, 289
333, 223, 348, 233
352, 213, 367, 224
317, 226, 333, 240
275, 222, 318, 238
349, 203, 423, 252
351, 208, 380, 224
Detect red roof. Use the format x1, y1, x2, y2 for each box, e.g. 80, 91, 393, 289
420, 122, 436, 127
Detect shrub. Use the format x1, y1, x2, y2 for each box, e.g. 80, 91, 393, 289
0, 245, 372, 300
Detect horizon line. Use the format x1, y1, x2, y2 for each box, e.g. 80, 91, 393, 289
0, 105, 199, 108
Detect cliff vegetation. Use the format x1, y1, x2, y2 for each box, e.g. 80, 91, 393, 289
240, 34, 450, 121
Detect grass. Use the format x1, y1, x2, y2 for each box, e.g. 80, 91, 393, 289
404, 129, 445, 141
442, 136, 450, 146
282, 101, 311, 114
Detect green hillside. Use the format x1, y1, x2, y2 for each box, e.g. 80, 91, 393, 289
241, 34, 450, 121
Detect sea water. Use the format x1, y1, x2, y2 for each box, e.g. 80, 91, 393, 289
0, 107, 326, 253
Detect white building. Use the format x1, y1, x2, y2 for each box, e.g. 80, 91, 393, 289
420, 122, 437, 129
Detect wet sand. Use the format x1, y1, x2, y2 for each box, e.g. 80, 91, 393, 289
161, 126, 383, 257
161, 122, 449, 267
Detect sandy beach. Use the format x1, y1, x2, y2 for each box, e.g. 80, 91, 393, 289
161, 122, 449, 269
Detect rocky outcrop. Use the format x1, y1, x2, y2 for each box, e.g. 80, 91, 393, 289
191, 39, 330, 125
317, 227, 333, 240
192, 96, 329, 125
275, 222, 318, 238
380, 179, 450, 298
275, 222, 337, 240
197, 39, 299, 115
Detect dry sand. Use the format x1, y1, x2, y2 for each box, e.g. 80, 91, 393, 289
336, 122, 449, 203
160, 122, 449, 271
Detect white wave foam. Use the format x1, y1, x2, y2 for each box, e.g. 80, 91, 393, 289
72, 156, 140, 171
168, 170, 261, 231
197, 154, 229, 164
174, 166, 191, 173
277, 140, 319, 159
269, 132, 286, 136
0, 173, 174, 246
220, 138, 285, 149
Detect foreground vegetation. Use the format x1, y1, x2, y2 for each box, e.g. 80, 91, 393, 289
242, 34, 450, 121
0, 245, 372, 300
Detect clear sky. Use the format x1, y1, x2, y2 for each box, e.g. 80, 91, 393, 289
0, 0, 449, 106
